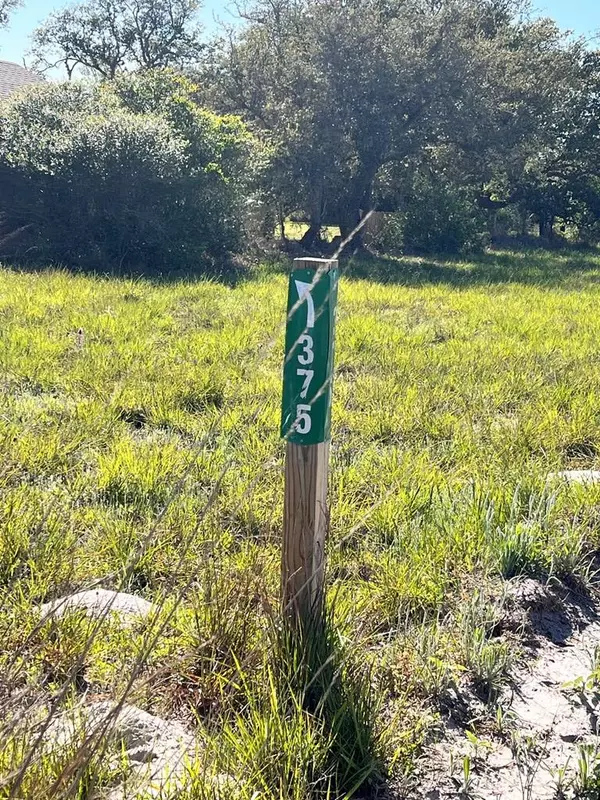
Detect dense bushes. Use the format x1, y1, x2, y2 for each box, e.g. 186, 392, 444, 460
0, 72, 254, 272
370, 176, 486, 256
402, 178, 486, 255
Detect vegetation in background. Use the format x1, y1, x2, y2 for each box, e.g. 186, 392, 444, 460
205, 0, 597, 251
0, 71, 254, 272
30, 0, 203, 78
0, 0, 20, 28
0, 0, 593, 264
370, 174, 487, 255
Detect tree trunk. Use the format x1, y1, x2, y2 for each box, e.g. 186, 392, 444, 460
520, 209, 529, 238
300, 184, 325, 251
299, 223, 320, 250
278, 206, 287, 242
338, 205, 366, 251
489, 210, 499, 241
539, 216, 555, 240
335, 162, 379, 253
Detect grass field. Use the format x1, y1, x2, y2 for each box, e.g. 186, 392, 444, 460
3, 247, 600, 798
282, 221, 341, 243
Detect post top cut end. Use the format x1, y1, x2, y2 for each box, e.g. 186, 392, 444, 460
293, 257, 338, 272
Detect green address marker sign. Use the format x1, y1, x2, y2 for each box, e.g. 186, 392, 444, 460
281, 261, 338, 445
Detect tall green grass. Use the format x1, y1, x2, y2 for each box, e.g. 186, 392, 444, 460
2, 247, 600, 796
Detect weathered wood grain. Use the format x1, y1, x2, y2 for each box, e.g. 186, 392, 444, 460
282, 440, 329, 619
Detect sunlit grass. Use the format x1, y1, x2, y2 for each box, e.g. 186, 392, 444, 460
2, 247, 600, 796
282, 220, 341, 242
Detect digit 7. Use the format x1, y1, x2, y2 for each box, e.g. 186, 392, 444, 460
297, 368, 314, 399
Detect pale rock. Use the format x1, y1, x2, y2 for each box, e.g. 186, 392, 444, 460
46, 701, 196, 799
40, 589, 154, 622
547, 470, 600, 485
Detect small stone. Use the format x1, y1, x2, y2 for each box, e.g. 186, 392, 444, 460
46, 701, 196, 800
560, 732, 584, 743
93, 702, 192, 759
547, 470, 600, 485
40, 589, 154, 622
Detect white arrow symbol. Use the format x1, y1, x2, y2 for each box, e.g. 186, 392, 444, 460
295, 280, 315, 328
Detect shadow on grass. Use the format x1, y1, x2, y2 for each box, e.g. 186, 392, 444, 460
0, 253, 253, 288
4, 241, 600, 289
342, 242, 600, 289
273, 607, 385, 798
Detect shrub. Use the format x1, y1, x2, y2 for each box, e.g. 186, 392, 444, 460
0, 71, 254, 272
371, 174, 485, 256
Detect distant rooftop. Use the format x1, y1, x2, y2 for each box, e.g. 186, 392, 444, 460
0, 60, 42, 99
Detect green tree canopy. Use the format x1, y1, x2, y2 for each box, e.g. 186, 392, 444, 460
0, 71, 254, 271
205, 0, 589, 248
0, 0, 20, 29
31, 0, 203, 78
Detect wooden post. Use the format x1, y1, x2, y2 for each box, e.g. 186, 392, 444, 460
280, 258, 338, 621
283, 439, 330, 619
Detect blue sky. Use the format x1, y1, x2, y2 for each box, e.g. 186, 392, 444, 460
0, 0, 230, 65
0, 0, 598, 69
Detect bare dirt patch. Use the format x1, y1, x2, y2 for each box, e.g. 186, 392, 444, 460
407, 578, 600, 800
